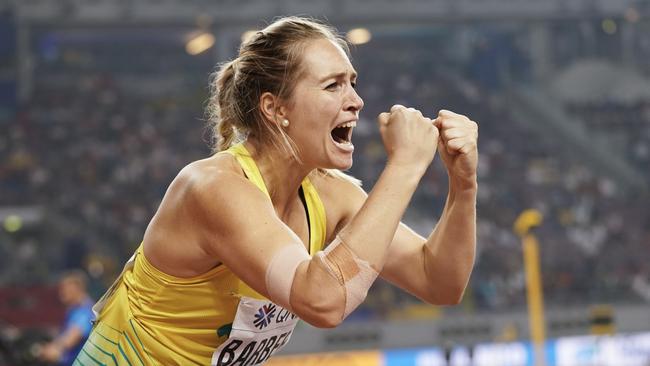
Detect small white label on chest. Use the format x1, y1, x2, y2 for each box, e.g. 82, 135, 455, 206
211, 297, 299, 366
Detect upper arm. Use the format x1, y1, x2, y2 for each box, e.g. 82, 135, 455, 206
380, 224, 433, 302
188, 169, 353, 327
68, 308, 93, 337
321, 175, 433, 303
60, 308, 93, 348
188, 170, 305, 301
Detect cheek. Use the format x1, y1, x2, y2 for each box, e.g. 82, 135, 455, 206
321, 94, 343, 114
293, 97, 338, 128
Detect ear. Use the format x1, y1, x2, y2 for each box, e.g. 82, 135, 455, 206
260, 92, 288, 126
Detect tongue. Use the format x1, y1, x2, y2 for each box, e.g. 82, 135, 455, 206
332, 135, 354, 152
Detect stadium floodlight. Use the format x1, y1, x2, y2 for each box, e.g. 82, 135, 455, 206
346, 28, 372, 45
241, 30, 257, 43
186, 32, 216, 55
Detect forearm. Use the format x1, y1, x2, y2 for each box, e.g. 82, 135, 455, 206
340, 163, 423, 268
293, 163, 424, 326
424, 176, 477, 301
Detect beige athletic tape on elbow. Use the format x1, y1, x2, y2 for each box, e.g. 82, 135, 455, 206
315, 236, 379, 318
265, 243, 310, 311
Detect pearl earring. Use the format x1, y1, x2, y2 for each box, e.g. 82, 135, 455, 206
281, 119, 290, 128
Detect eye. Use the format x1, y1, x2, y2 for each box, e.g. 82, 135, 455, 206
351, 80, 357, 89
326, 82, 340, 90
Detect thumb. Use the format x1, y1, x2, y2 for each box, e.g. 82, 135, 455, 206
438, 139, 446, 155
433, 116, 442, 129
378, 112, 390, 127
438, 139, 452, 163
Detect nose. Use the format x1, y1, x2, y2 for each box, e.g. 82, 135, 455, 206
344, 84, 364, 113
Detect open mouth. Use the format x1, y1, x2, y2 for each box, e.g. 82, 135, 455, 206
330, 121, 356, 145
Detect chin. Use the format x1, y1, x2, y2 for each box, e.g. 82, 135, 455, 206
329, 157, 353, 171
321, 144, 354, 170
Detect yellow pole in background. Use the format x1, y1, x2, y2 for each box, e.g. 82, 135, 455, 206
514, 209, 546, 366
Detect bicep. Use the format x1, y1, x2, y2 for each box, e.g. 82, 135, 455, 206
192, 172, 306, 301
68, 310, 93, 336
193, 172, 351, 326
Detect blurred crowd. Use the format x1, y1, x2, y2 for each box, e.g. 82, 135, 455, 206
348, 37, 650, 318
567, 101, 650, 178
1, 27, 649, 329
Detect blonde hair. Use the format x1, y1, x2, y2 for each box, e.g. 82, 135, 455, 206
206, 16, 348, 153
206, 16, 361, 185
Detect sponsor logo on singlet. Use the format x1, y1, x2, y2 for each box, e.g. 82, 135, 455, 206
211, 297, 299, 366
253, 304, 277, 330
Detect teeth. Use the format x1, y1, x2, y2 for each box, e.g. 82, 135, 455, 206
335, 121, 357, 129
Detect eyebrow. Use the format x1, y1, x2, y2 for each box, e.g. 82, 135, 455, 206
318, 71, 358, 83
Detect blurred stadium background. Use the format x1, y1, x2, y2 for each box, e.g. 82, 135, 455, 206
1, 0, 650, 365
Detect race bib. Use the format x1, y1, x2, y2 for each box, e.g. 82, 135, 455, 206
211, 297, 300, 366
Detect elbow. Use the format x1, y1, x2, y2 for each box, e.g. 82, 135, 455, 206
288, 262, 350, 328
291, 292, 345, 329
426, 283, 467, 306
301, 310, 343, 329
422, 260, 474, 306
439, 287, 466, 306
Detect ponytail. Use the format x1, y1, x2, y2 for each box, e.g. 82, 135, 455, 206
207, 60, 241, 152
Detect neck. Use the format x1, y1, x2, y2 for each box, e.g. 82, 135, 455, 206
243, 140, 313, 217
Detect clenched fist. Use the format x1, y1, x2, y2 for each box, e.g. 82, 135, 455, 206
378, 105, 439, 173
434, 109, 478, 187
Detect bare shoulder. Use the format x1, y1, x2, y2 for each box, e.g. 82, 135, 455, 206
142, 152, 273, 276
163, 153, 244, 208
177, 153, 271, 223
309, 170, 368, 241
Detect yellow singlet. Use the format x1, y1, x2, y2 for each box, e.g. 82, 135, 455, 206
75, 143, 327, 366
